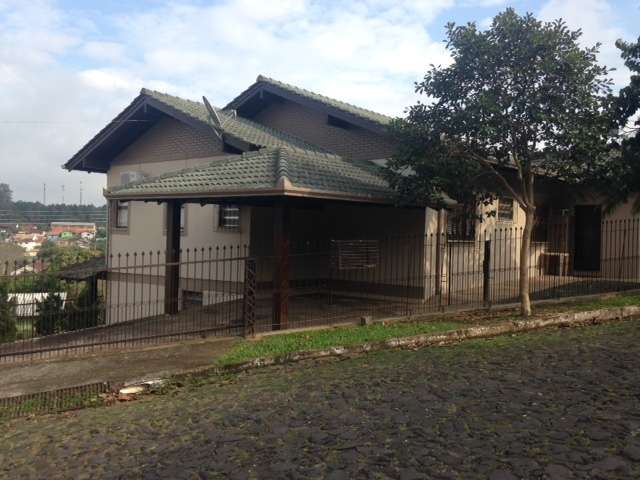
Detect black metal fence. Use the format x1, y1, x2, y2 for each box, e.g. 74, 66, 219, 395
0, 382, 111, 420
1, 218, 639, 363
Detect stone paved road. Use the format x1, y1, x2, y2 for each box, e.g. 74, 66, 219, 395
2, 320, 640, 479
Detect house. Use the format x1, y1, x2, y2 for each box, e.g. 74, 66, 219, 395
50, 222, 96, 236
8, 292, 68, 318
64, 75, 640, 331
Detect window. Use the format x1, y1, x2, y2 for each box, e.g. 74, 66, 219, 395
218, 205, 240, 229
180, 205, 186, 233
447, 208, 476, 241
327, 115, 352, 130
497, 197, 514, 222
115, 201, 129, 229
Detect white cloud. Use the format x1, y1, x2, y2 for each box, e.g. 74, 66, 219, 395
79, 68, 140, 92
0, 0, 440, 203
81, 41, 126, 62
113, 0, 452, 114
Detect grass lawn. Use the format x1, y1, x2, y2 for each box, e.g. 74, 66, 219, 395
569, 292, 640, 311
218, 292, 640, 367
218, 320, 461, 366
15, 318, 34, 339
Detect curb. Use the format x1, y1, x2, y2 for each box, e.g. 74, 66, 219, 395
158, 305, 640, 386
5, 305, 638, 419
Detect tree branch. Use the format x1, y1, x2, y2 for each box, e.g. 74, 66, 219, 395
467, 152, 527, 207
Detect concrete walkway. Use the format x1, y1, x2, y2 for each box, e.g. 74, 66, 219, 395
0, 337, 238, 398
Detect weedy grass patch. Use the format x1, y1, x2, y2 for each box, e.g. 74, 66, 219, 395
218, 320, 461, 366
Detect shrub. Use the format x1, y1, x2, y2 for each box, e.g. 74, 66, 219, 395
63, 283, 105, 331
0, 282, 16, 343
35, 293, 65, 337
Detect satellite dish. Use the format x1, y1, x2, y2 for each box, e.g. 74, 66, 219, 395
202, 96, 223, 140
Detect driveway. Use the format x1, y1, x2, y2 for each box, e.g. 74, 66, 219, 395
2, 320, 640, 479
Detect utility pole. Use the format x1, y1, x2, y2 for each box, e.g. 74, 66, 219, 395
61, 185, 65, 204
42, 183, 47, 205
79, 181, 83, 206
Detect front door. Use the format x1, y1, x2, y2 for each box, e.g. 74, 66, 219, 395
573, 205, 601, 272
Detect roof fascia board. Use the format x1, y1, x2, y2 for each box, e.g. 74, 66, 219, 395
105, 186, 396, 206
65, 94, 232, 174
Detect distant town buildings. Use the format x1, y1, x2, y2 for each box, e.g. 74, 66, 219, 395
50, 222, 96, 236
1, 221, 102, 259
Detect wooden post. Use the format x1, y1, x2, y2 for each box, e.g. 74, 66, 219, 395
483, 239, 491, 308
435, 210, 444, 299
272, 203, 290, 330
164, 200, 182, 315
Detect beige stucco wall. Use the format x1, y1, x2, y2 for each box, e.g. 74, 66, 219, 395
426, 193, 640, 305
106, 113, 249, 257
104, 114, 249, 323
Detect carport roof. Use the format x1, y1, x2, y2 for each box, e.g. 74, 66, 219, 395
105, 146, 395, 204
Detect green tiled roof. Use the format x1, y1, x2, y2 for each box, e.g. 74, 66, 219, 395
141, 88, 328, 153
107, 147, 393, 203
226, 75, 394, 127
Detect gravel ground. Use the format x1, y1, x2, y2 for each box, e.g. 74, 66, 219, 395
2, 320, 640, 479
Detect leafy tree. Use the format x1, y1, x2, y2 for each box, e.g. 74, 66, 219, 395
603, 36, 640, 210
37, 244, 102, 272
35, 293, 65, 336
387, 9, 614, 316
0, 183, 13, 213
0, 282, 17, 342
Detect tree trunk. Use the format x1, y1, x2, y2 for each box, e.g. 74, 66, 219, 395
519, 207, 535, 317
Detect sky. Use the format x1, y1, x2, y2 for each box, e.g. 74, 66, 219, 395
0, 0, 638, 205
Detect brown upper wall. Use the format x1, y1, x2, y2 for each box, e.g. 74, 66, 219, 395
113, 115, 223, 166
250, 98, 395, 161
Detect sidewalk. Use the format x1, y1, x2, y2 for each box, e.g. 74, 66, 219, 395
0, 337, 238, 398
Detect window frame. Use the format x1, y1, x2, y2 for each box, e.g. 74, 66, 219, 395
217, 205, 241, 230
112, 200, 129, 232
447, 207, 477, 241
497, 197, 515, 223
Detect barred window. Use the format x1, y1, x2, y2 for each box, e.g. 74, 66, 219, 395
218, 205, 240, 229
447, 208, 476, 241
497, 197, 514, 222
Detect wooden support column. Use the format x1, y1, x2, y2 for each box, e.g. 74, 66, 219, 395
435, 209, 444, 297
164, 200, 182, 315
272, 202, 290, 330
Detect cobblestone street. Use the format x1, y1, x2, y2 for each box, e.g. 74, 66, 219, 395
2, 320, 640, 479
